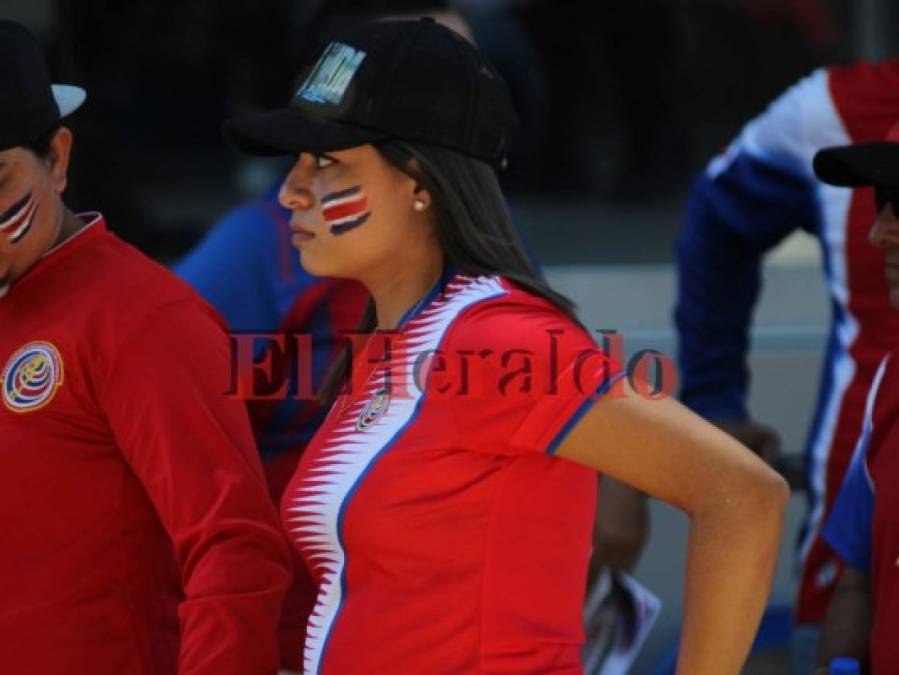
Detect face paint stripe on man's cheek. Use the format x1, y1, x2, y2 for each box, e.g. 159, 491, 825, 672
321, 186, 371, 236
10, 199, 38, 243
0, 193, 37, 243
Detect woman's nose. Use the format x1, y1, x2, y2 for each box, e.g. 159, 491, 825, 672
278, 156, 316, 210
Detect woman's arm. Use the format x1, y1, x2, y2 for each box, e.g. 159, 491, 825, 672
556, 379, 789, 675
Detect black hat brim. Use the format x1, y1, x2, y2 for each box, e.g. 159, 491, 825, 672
222, 107, 386, 157
813, 142, 899, 188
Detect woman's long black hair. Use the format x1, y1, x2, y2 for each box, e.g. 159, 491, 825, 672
319, 139, 580, 403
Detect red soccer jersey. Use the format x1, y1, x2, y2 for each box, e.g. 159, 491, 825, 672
0, 215, 292, 675
282, 274, 620, 674
866, 353, 899, 671
824, 349, 899, 672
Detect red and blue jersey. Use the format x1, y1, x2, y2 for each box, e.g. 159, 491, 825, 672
822, 351, 899, 673
676, 60, 899, 622
282, 274, 620, 675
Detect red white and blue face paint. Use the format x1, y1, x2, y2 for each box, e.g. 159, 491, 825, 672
0, 192, 38, 245
321, 186, 370, 236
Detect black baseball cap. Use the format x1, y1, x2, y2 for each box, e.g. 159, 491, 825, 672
813, 122, 899, 188
222, 18, 519, 168
0, 20, 86, 152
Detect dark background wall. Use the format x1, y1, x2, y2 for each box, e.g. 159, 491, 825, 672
3, 0, 893, 263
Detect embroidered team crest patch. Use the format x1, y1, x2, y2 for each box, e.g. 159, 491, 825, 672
357, 388, 390, 431
296, 42, 366, 105
2, 342, 64, 413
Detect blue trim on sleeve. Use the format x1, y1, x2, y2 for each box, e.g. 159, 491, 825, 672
821, 430, 875, 573
546, 371, 626, 457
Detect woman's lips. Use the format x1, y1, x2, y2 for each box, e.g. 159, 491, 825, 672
290, 221, 315, 246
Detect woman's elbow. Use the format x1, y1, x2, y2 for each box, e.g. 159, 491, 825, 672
734, 464, 791, 523
696, 459, 791, 524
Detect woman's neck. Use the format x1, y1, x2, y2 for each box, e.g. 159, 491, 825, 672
369, 250, 445, 330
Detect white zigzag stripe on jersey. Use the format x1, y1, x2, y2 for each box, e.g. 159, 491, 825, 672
284, 275, 508, 675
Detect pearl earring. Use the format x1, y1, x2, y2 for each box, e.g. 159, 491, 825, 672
414, 199, 426, 212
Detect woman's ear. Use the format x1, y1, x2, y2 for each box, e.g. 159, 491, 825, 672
412, 183, 431, 212
388, 153, 431, 213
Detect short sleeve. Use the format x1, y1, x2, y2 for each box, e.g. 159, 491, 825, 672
435, 300, 623, 457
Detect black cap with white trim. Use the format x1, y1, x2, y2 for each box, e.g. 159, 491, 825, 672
0, 20, 86, 152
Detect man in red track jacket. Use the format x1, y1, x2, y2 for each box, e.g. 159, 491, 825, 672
0, 20, 291, 675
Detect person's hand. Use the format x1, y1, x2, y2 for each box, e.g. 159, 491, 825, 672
589, 475, 649, 576
712, 418, 782, 466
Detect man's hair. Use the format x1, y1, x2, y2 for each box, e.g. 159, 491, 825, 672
22, 124, 61, 159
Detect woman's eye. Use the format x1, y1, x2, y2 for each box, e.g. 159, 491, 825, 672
316, 155, 335, 169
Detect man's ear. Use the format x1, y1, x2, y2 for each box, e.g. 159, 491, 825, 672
46, 127, 73, 195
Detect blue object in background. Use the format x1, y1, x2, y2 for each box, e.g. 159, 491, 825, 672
829, 657, 861, 674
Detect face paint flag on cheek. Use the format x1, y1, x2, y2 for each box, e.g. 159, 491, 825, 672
0, 192, 38, 244
322, 186, 371, 236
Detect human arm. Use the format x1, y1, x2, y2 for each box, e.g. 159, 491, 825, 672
813, 565, 871, 674
448, 300, 784, 672
556, 381, 789, 675
814, 383, 880, 674
99, 299, 293, 675
712, 419, 782, 466
174, 201, 284, 331
675, 68, 838, 460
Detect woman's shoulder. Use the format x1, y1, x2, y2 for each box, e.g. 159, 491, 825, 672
440, 274, 588, 353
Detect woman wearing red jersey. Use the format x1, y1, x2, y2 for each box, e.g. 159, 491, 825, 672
225, 18, 789, 675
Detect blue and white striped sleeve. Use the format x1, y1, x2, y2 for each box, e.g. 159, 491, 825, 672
675, 68, 843, 420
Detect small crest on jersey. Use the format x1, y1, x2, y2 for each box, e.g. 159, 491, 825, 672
296, 42, 366, 106
356, 387, 390, 431
2, 341, 64, 413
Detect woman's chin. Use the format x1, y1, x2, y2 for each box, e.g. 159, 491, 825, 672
297, 250, 340, 278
